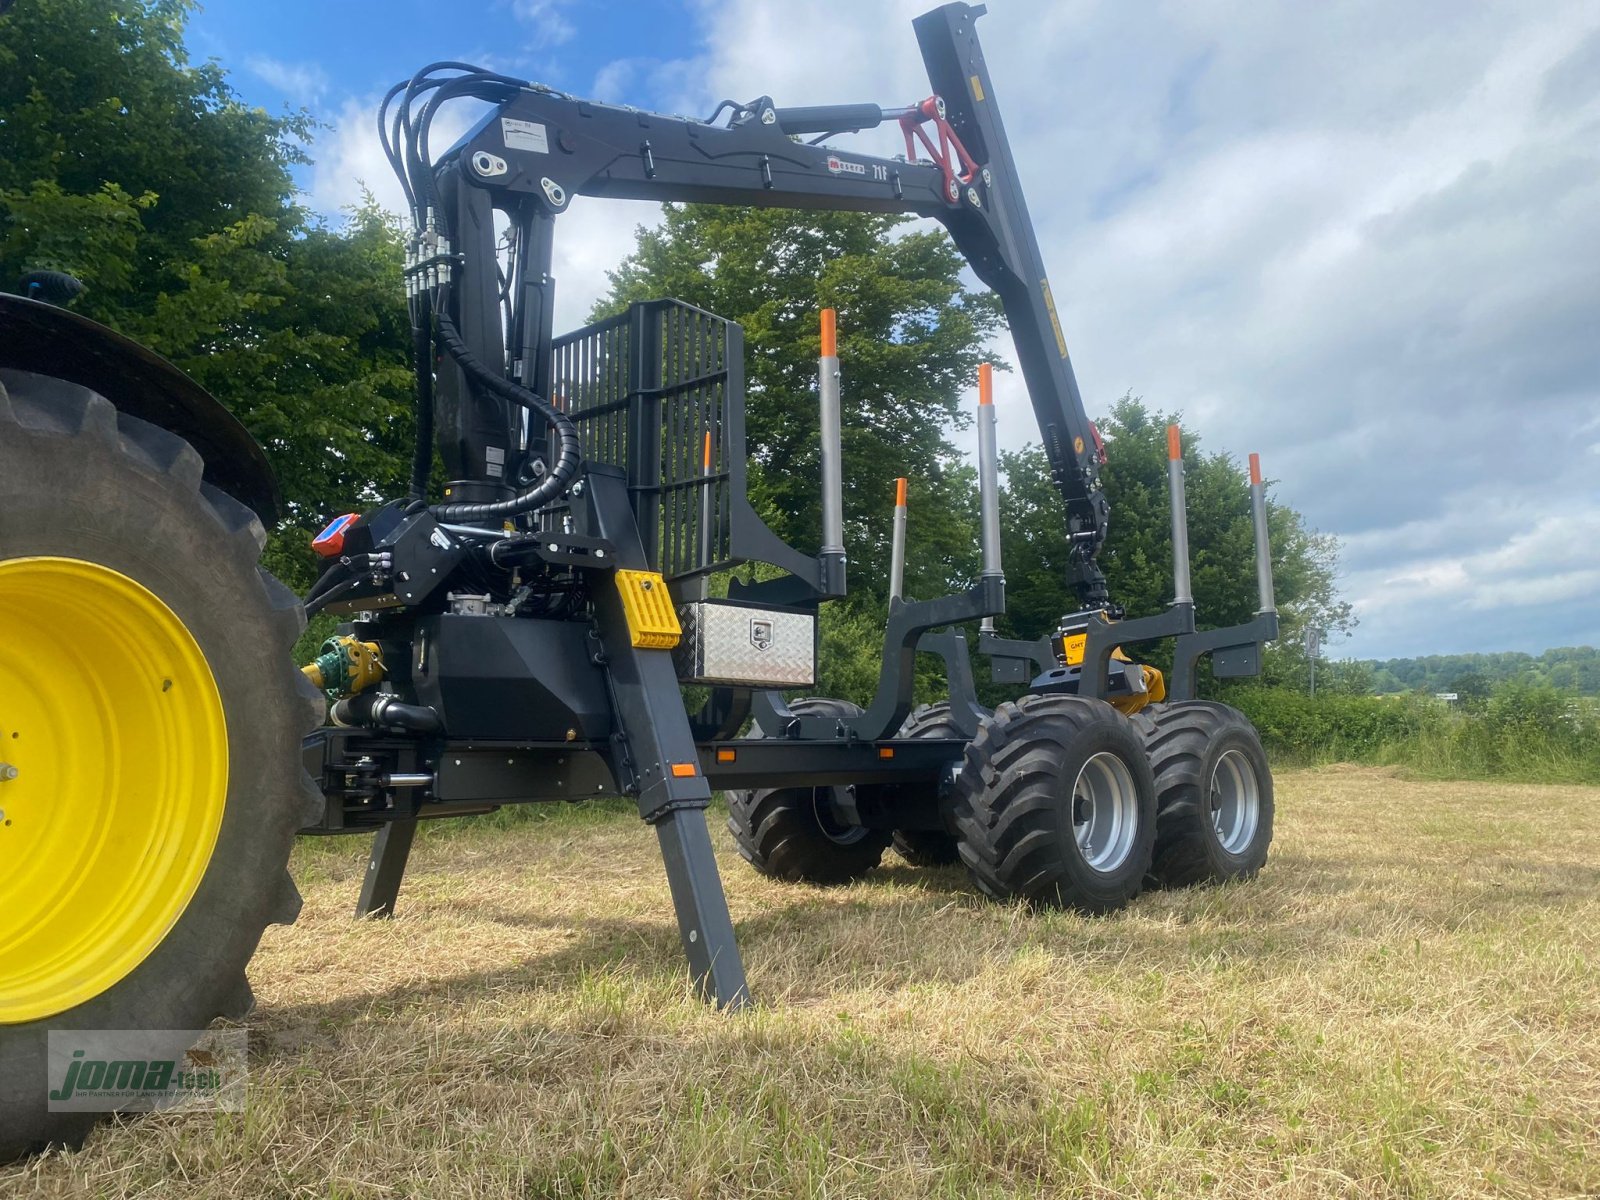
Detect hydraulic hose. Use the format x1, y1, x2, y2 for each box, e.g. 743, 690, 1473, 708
430, 308, 582, 522
408, 297, 435, 500
330, 692, 444, 734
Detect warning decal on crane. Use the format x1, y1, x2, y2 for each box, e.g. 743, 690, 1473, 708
1040, 278, 1068, 358
501, 117, 549, 153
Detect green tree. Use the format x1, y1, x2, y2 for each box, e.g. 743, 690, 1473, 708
997, 395, 1353, 680
0, 0, 414, 589
1448, 671, 1493, 713
595, 204, 1002, 608
0, 0, 308, 321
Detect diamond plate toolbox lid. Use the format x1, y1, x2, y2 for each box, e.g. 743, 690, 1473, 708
674, 600, 816, 687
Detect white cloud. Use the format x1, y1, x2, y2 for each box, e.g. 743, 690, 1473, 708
290, 4, 1600, 659
245, 55, 329, 101
659, 0, 1600, 658
509, 0, 576, 48
305, 92, 657, 336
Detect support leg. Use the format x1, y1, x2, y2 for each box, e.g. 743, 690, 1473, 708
356, 819, 417, 918
653, 807, 752, 1009
578, 469, 755, 1007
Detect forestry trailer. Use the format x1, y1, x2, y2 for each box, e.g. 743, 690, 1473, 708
0, 2, 1278, 1157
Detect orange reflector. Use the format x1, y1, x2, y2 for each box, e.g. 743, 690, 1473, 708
703, 430, 713, 471
978, 362, 993, 406
878, 747, 895, 759
670, 763, 697, 777
820, 308, 837, 358
1249, 452, 1262, 485
894, 477, 907, 507
1167, 424, 1182, 460
715, 748, 736, 763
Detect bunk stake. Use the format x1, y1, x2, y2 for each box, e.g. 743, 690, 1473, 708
1167, 424, 1193, 607
1250, 452, 1277, 614
978, 363, 1003, 580
817, 308, 846, 595
889, 476, 908, 603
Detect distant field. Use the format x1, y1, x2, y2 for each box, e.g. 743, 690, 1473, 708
6, 768, 1596, 1199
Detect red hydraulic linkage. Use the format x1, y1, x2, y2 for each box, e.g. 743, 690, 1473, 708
897, 95, 980, 202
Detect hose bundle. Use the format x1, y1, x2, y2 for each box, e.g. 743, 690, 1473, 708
378, 63, 583, 520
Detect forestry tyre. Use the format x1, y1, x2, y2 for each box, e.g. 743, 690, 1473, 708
0, 372, 322, 1162
1133, 701, 1273, 889
951, 694, 1156, 914
725, 697, 891, 884
890, 703, 964, 866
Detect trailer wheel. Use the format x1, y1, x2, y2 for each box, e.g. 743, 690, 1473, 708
889, 703, 963, 866
1134, 701, 1273, 888
0, 373, 321, 1162
725, 697, 890, 884
951, 694, 1156, 913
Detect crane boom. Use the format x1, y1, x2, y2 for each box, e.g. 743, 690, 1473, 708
428, 1, 1114, 607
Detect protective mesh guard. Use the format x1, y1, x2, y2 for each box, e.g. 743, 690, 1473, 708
550, 300, 740, 580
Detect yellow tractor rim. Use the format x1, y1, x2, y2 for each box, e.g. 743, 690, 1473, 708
0, 557, 228, 1024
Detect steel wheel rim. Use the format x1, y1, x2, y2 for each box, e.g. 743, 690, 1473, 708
0, 557, 228, 1024
812, 787, 867, 845
1210, 748, 1260, 855
1070, 751, 1138, 873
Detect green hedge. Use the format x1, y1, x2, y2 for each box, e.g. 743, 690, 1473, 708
1222, 683, 1600, 783
1223, 687, 1440, 760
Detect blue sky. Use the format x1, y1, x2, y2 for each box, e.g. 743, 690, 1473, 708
183, 1, 1600, 662
190, 1, 702, 106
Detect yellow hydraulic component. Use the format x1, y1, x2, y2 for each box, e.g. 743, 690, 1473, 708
302, 635, 385, 699
615, 569, 681, 649
1061, 631, 1087, 665
1109, 666, 1165, 716
0, 557, 228, 1024
1060, 629, 1165, 715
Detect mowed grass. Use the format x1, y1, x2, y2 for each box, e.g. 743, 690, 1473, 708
5, 767, 1597, 1199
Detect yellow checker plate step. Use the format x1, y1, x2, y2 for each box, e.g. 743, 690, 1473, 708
615, 570, 682, 649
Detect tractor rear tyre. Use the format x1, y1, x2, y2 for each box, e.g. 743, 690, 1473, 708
0, 372, 321, 1161
726, 697, 891, 884
1133, 701, 1273, 889
951, 694, 1156, 913
890, 703, 964, 866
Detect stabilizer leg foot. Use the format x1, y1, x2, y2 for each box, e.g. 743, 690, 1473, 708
356, 819, 418, 918
653, 806, 752, 1009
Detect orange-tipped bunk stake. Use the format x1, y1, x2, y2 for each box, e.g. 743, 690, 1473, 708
818, 309, 845, 593
1167, 423, 1193, 607
699, 429, 715, 564
977, 364, 1002, 582
1248, 452, 1276, 613
889, 476, 909, 604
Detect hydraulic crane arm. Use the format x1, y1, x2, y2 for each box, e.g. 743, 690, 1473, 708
417, 1, 1112, 606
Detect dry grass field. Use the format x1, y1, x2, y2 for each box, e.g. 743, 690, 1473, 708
4, 766, 1597, 1199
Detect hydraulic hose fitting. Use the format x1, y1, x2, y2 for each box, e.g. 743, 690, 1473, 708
330, 692, 444, 735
